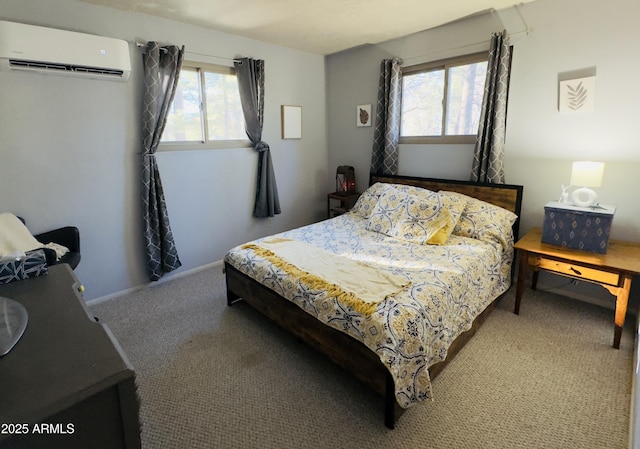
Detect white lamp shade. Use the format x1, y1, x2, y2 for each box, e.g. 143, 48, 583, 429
570, 161, 604, 207
570, 161, 604, 187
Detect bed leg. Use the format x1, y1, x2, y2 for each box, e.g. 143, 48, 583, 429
384, 373, 396, 429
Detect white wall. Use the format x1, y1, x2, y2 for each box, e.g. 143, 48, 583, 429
0, 0, 328, 300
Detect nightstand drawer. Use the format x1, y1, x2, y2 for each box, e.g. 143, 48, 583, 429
528, 254, 620, 286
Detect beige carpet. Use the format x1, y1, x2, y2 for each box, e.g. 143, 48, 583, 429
90, 264, 634, 449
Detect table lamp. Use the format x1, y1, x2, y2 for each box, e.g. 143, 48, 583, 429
570, 161, 604, 207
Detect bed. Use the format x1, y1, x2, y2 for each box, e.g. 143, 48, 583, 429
224, 173, 523, 428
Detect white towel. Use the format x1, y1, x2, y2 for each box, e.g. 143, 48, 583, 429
0, 213, 69, 260
0, 213, 43, 258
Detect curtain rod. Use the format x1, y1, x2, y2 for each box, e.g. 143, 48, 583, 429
135, 42, 243, 63
184, 49, 243, 64
135, 42, 167, 53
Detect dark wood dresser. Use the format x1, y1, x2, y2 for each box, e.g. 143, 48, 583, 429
0, 264, 141, 449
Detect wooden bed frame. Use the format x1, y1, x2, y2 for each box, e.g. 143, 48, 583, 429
225, 173, 524, 428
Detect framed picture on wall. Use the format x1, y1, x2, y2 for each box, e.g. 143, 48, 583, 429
356, 104, 372, 127
281, 105, 302, 139
558, 76, 596, 112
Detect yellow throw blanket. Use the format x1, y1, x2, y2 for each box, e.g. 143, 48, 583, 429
243, 238, 410, 315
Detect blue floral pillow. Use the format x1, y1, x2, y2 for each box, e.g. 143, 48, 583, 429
365, 186, 409, 234
366, 186, 457, 245
350, 182, 395, 219
439, 190, 518, 248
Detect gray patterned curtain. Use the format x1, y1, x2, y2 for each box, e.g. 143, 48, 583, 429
141, 42, 183, 281
471, 30, 511, 183
371, 57, 403, 175
234, 58, 281, 218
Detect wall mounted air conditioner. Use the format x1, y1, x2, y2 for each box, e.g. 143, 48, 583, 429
0, 20, 131, 81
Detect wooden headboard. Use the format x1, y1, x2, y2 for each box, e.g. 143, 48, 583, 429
370, 173, 524, 238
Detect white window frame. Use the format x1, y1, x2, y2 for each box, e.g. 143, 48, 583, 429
400, 51, 488, 145
159, 61, 250, 151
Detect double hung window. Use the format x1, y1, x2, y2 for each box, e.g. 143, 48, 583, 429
161, 61, 248, 149
400, 52, 488, 144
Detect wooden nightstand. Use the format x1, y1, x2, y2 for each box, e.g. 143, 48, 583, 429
514, 227, 640, 349
327, 192, 361, 218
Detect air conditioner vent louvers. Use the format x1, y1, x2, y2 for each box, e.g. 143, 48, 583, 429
9, 59, 124, 77
0, 21, 131, 81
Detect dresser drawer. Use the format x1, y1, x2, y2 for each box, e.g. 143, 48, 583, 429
528, 254, 620, 286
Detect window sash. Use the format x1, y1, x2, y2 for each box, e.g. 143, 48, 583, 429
400, 52, 488, 144
160, 61, 250, 151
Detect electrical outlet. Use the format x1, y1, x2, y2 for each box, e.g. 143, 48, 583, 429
267, 217, 273, 227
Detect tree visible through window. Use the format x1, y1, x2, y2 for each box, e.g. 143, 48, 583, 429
400, 53, 488, 144
161, 62, 247, 149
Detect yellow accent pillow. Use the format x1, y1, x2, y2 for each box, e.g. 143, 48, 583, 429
392, 204, 454, 245
425, 208, 455, 245
365, 188, 455, 245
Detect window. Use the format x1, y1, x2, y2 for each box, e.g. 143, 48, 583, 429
161, 61, 248, 149
400, 52, 488, 144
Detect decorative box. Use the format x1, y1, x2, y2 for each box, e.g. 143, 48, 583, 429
542, 202, 615, 254
0, 249, 48, 285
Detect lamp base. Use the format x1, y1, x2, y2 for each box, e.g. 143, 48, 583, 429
571, 187, 598, 207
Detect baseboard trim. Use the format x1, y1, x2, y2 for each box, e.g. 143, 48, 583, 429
86, 259, 224, 306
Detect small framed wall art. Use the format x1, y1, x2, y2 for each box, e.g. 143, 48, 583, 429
356, 104, 372, 127
281, 105, 302, 139
558, 76, 596, 112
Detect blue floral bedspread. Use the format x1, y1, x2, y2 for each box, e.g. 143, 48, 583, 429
224, 212, 513, 408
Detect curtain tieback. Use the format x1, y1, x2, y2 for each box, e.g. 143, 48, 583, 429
142, 148, 157, 157
255, 141, 270, 153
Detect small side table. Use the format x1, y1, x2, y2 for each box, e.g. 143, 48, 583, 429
327, 192, 361, 218
514, 227, 640, 349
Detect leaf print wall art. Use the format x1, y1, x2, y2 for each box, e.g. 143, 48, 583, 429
559, 76, 596, 112
357, 104, 372, 127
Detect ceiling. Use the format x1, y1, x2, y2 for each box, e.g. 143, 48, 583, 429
77, 0, 534, 55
